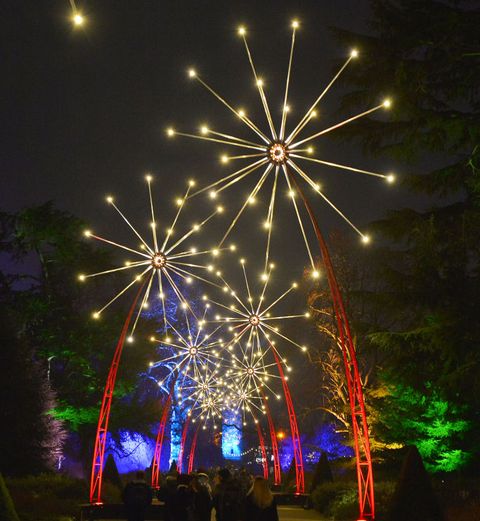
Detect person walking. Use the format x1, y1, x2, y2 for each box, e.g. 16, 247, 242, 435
191, 472, 213, 521
172, 473, 194, 521
121, 470, 153, 521
244, 477, 278, 521
213, 468, 244, 521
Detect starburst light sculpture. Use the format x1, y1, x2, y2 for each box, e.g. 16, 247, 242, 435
79, 176, 233, 338
168, 21, 394, 274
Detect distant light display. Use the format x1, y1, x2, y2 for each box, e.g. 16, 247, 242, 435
222, 408, 242, 460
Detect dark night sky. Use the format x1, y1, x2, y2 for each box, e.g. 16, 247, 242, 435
2, 0, 425, 288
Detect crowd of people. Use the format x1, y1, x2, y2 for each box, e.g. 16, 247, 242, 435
122, 467, 279, 521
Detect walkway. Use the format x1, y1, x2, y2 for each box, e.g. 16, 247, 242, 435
278, 506, 325, 521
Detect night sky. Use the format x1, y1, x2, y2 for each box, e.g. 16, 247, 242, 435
3, 0, 420, 288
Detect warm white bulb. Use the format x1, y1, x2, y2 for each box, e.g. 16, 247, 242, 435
386, 173, 395, 184
362, 235, 371, 244
78, 274, 86, 282
106, 196, 114, 204
200, 126, 209, 135
72, 13, 84, 26
166, 128, 175, 137
188, 68, 196, 78
383, 98, 392, 109
312, 270, 320, 279
291, 19, 299, 29
351, 48, 359, 58
238, 26, 246, 36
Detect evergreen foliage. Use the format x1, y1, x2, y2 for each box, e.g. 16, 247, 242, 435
0, 474, 20, 521
103, 454, 122, 489
389, 446, 443, 521
310, 452, 333, 493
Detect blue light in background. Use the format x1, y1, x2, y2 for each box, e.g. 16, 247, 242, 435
222, 409, 242, 460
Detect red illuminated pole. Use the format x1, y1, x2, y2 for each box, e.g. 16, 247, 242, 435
151, 393, 173, 489
255, 420, 269, 480
270, 346, 304, 494
287, 167, 375, 520
89, 283, 145, 504
177, 414, 191, 474
187, 424, 201, 474
261, 391, 281, 485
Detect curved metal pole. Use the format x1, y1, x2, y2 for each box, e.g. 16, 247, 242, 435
177, 414, 191, 473
286, 166, 375, 520
187, 423, 201, 474
89, 283, 146, 504
261, 391, 281, 485
151, 393, 173, 489
255, 420, 269, 480
270, 346, 305, 494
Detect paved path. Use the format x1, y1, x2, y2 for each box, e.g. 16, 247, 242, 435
278, 506, 325, 521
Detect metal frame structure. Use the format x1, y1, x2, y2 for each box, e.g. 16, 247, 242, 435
287, 168, 375, 520
89, 284, 145, 504
262, 391, 281, 485
151, 393, 173, 489
177, 414, 191, 474
187, 424, 201, 474
254, 420, 268, 479
270, 345, 305, 494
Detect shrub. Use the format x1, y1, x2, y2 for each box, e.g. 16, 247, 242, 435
0, 473, 20, 521
311, 481, 353, 514
7, 473, 87, 521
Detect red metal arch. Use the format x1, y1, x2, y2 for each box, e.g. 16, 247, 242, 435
261, 393, 281, 485
89, 284, 145, 504
177, 414, 191, 474
255, 420, 269, 480
270, 346, 305, 494
151, 393, 173, 489
287, 168, 375, 520
187, 423, 201, 474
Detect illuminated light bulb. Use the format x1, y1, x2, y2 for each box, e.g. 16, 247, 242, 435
186, 277, 192, 284
150, 336, 155, 342
238, 109, 246, 118
291, 19, 300, 29
310, 110, 318, 118
351, 48, 359, 58
288, 190, 295, 198
362, 234, 371, 244
193, 224, 199, 231
386, 173, 395, 184
212, 249, 219, 257
314, 183, 321, 191
72, 13, 85, 27
240, 258, 245, 264
159, 292, 164, 299
143, 302, 149, 309
84, 230, 92, 237
301, 346, 308, 352
256, 79, 264, 87
127, 336, 134, 343
188, 179, 196, 187
312, 270, 320, 279
305, 312, 311, 318
383, 98, 392, 109
263, 221, 270, 229
78, 274, 86, 282
106, 195, 114, 204
238, 26, 246, 36
230, 244, 236, 251
307, 147, 314, 155
292, 282, 298, 288
188, 68, 197, 78
216, 205, 224, 213
149, 361, 153, 367
220, 155, 229, 164
92, 312, 100, 320
166, 128, 175, 137
145, 174, 153, 182
209, 190, 217, 199
261, 273, 268, 281
285, 105, 291, 113
200, 126, 209, 135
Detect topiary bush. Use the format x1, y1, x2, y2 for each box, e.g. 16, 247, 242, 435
0, 473, 20, 521
7, 473, 87, 521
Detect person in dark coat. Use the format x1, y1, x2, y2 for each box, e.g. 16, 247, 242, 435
122, 470, 153, 521
244, 477, 278, 521
172, 473, 194, 521
191, 472, 213, 521
213, 468, 244, 521
160, 474, 178, 521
